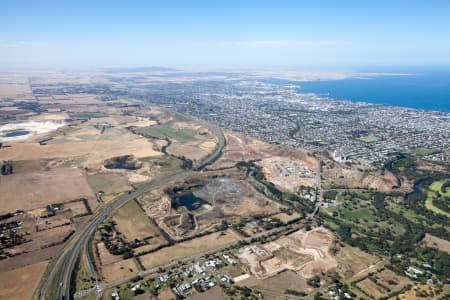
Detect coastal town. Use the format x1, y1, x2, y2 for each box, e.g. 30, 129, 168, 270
115, 75, 449, 165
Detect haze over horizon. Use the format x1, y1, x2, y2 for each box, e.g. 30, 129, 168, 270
2, 0, 450, 70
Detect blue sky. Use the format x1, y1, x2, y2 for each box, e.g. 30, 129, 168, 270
1, 0, 450, 69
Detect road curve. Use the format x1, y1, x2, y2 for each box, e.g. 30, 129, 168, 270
38, 117, 225, 300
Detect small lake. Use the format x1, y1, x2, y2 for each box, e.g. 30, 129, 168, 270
413, 182, 422, 195
5, 130, 30, 137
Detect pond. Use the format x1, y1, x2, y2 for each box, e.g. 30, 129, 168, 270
4, 129, 30, 137
173, 192, 207, 211
104, 155, 140, 170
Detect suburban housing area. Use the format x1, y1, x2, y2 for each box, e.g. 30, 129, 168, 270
0, 70, 448, 300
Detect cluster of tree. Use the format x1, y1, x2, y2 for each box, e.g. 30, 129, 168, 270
285, 289, 307, 296
413, 247, 449, 278
180, 156, 193, 170
1, 161, 13, 175
0, 212, 16, 222
432, 197, 450, 214
404, 191, 450, 241
223, 285, 258, 299
100, 221, 134, 258
307, 275, 321, 287
0, 228, 26, 254
322, 187, 450, 281
69, 255, 81, 295
440, 180, 450, 193
323, 190, 338, 200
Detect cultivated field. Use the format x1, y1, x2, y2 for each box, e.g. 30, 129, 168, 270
237, 270, 313, 295
357, 278, 388, 299
187, 286, 228, 300
0, 260, 48, 300
64, 200, 90, 217
96, 242, 123, 266
0, 245, 62, 272
272, 212, 301, 223
0, 138, 161, 167
133, 120, 217, 163
139, 230, 241, 269
87, 172, 133, 196
101, 258, 140, 282
0, 168, 96, 214
0, 74, 33, 99
133, 123, 198, 142
356, 269, 412, 299
5, 225, 74, 256
113, 199, 166, 242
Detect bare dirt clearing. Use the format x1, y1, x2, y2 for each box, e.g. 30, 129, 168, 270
322, 163, 401, 192
333, 245, 380, 279
237, 270, 313, 295
238, 227, 337, 280
0, 138, 161, 167
0, 120, 65, 142
258, 156, 317, 192
422, 234, 450, 254
187, 286, 228, 300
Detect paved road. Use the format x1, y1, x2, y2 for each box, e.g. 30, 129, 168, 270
39, 117, 225, 300
308, 160, 322, 219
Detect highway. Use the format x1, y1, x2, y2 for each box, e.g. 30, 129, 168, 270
38, 116, 225, 300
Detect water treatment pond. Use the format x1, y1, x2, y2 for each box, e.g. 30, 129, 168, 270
4, 130, 30, 137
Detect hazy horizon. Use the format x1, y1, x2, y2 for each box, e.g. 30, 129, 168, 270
2, 1, 450, 69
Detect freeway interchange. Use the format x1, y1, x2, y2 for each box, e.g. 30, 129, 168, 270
38, 117, 225, 300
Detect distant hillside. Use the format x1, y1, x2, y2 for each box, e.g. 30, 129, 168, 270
103, 66, 179, 73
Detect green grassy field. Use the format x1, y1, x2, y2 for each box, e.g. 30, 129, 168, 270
388, 203, 427, 223
324, 191, 406, 235
142, 156, 183, 173
426, 179, 450, 217
358, 135, 379, 143
413, 148, 435, 155
133, 124, 198, 143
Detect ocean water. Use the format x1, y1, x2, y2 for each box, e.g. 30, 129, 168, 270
272, 71, 450, 113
